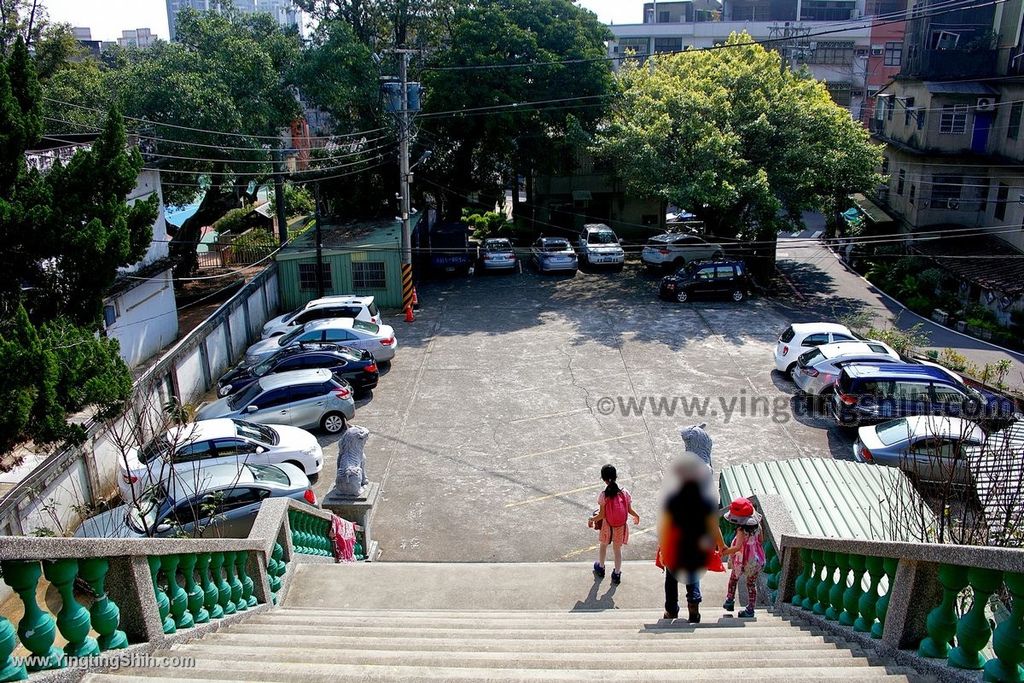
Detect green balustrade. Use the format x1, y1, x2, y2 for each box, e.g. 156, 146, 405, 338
984, 572, 1024, 682
841, 554, 866, 627
950, 567, 1003, 670
269, 543, 287, 605
197, 553, 223, 620
161, 555, 194, 630
855, 556, 883, 634
211, 553, 235, 616
919, 563, 969, 658
78, 557, 128, 650
814, 551, 834, 615
2, 559, 62, 670
872, 558, 898, 640
43, 559, 101, 658
793, 548, 812, 607
763, 539, 781, 602
289, 510, 333, 556
827, 553, 849, 621
147, 556, 175, 634
803, 550, 821, 611
224, 552, 245, 612
236, 552, 257, 608
179, 554, 208, 625
0, 614, 26, 682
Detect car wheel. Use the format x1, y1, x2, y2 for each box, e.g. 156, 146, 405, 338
731, 289, 746, 302
321, 412, 347, 434
614, 263, 624, 273
672, 257, 686, 270
675, 289, 689, 303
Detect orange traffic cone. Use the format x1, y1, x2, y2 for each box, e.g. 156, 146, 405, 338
404, 305, 415, 323
412, 286, 420, 310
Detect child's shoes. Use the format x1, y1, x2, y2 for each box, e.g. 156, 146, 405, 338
611, 570, 621, 585
593, 562, 605, 578
739, 606, 755, 618
722, 598, 735, 612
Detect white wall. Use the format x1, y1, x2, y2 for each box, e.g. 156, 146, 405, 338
105, 269, 179, 369
124, 168, 169, 271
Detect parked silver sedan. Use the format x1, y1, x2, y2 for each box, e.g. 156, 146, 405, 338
853, 415, 986, 484
792, 340, 900, 396
531, 237, 577, 274
479, 238, 518, 271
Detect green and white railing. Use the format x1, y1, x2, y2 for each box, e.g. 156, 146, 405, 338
0, 497, 342, 680
754, 494, 1024, 682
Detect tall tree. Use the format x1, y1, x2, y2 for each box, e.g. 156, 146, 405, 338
598, 34, 880, 273
419, 0, 612, 220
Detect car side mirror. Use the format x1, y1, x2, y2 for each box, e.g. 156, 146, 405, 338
155, 521, 173, 534
256, 446, 267, 454
245, 405, 259, 413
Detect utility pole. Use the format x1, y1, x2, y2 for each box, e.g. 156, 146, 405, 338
313, 182, 325, 298
273, 146, 288, 245
386, 48, 420, 319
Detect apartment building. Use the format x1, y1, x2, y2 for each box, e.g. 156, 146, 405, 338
117, 28, 157, 48
166, 0, 304, 41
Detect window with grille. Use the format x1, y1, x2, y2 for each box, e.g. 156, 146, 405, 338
930, 175, 963, 204
619, 38, 649, 56
996, 183, 1009, 220
653, 37, 683, 54
353, 261, 386, 289
1009, 102, 1023, 140
807, 41, 854, 65
903, 97, 915, 127
896, 169, 905, 195
939, 105, 968, 134
298, 262, 331, 291
883, 42, 902, 66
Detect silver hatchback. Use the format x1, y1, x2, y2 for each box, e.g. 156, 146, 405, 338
196, 369, 355, 434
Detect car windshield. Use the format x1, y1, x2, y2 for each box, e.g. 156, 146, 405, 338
249, 464, 289, 484
125, 490, 164, 533
280, 309, 301, 324
137, 437, 170, 465
487, 240, 512, 251
542, 241, 569, 252
227, 382, 262, 410
588, 232, 617, 244
875, 418, 912, 446
252, 358, 276, 376
233, 419, 278, 446
798, 349, 823, 367
278, 326, 305, 346
339, 347, 363, 361
352, 320, 379, 334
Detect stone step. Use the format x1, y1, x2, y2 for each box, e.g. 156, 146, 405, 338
159, 643, 871, 669
88, 663, 927, 682
274, 606, 774, 619
209, 622, 807, 640
247, 613, 795, 630
199, 630, 842, 653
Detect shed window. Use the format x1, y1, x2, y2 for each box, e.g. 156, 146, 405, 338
353, 261, 387, 289
103, 304, 118, 327
298, 263, 331, 291
939, 105, 968, 134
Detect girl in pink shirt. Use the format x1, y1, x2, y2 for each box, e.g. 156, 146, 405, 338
588, 464, 640, 584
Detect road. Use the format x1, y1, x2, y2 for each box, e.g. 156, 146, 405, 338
775, 237, 1024, 391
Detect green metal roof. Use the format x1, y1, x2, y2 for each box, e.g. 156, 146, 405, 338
719, 458, 935, 542
277, 214, 421, 261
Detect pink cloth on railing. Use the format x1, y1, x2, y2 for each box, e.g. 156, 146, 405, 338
329, 514, 356, 563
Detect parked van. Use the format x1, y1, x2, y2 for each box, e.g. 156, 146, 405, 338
829, 363, 1016, 428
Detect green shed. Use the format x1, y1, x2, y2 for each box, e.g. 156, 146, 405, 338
276, 216, 418, 312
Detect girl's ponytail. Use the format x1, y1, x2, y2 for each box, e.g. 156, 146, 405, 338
601, 464, 621, 498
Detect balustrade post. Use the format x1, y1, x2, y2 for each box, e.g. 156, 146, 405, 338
872, 557, 898, 640
814, 551, 834, 615
236, 552, 257, 608
224, 551, 245, 612
43, 559, 101, 658
803, 550, 821, 611
841, 554, 866, 627
161, 555, 193, 630
984, 572, 1024, 682
919, 564, 969, 659
792, 548, 811, 607
0, 614, 26, 682
212, 553, 235, 615
147, 556, 175, 634
197, 553, 222, 620
855, 556, 883, 634
827, 552, 849, 621
1, 559, 62, 670
179, 554, 208, 624
950, 567, 1003, 670
78, 557, 128, 650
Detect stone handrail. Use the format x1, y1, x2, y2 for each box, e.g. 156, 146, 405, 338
755, 495, 1024, 682
0, 496, 338, 680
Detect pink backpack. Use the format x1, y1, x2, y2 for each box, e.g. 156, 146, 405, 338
604, 491, 630, 527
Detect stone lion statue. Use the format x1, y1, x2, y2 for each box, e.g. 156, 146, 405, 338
679, 423, 712, 467
334, 424, 370, 496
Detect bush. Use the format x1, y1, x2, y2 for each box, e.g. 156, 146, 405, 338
269, 183, 315, 218
231, 228, 277, 262
939, 348, 969, 372
863, 322, 930, 356
463, 210, 510, 241
211, 207, 249, 235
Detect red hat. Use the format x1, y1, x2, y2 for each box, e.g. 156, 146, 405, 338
724, 497, 762, 525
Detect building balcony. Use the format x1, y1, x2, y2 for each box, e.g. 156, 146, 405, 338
903, 48, 997, 80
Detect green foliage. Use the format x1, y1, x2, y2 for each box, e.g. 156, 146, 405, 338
939, 348, 969, 372
212, 207, 250, 235
231, 228, 277, 262
462, 210, 509, 240
862, 322, 930, 356
598, 33, 881, 241
268, 183, 315, 218
40, 318, 131, 420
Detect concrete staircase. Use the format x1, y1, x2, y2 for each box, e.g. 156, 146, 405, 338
81, 563, 931, 682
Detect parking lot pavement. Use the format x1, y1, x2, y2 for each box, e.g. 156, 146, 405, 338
313, 265, 855, 562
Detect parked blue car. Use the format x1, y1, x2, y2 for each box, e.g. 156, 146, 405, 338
830, 363, 1017, 428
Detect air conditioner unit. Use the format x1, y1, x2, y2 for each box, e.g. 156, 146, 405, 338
947, 199, 960, 209
976, 97, 996, 112
871, 46, 884, 56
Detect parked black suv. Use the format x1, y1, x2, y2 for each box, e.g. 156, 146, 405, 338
659, 259, 750, 303
217, 343, 379, 398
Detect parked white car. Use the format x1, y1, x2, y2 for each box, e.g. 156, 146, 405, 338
577, 224, 624, 270
774, 322, 857, 373
641, 232, 723, 269
118, 418, 323, 502
792, 340, 900, 396
262, 295, 379, 338
245, 318, 397, 365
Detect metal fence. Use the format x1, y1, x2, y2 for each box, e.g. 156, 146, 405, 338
196, 242, 276, 270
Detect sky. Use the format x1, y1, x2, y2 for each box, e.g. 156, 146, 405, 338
43, 0, 643, 42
